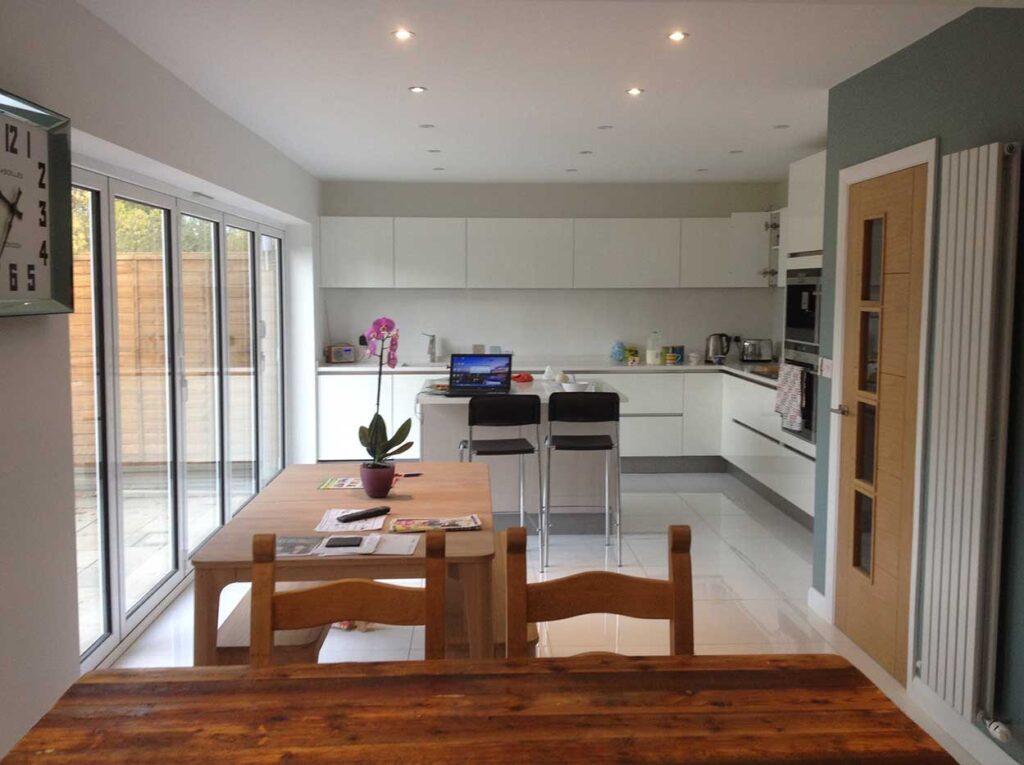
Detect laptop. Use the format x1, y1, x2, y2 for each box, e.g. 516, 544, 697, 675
446, 353, 513, 397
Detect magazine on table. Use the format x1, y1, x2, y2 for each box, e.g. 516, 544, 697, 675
390, 514, 482, 533
275, 536, 327, 556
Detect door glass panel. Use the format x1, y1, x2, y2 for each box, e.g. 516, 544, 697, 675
862, 218, 884, 301
226, 226, 256, 512
856, 402, 877, 485
70, 187, 108, 654
114, 198, 175, 610
854, 492, 874, 574
181, 214, 222, 551
859, 312, 880, 393
258, 234, 283, 486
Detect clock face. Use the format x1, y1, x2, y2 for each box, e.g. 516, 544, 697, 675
0, 116, 51, 301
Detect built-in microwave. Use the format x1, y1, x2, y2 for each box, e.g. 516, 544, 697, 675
785, 267, 822, 348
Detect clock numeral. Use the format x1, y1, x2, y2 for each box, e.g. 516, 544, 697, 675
4, 123, 18, 155
26, 264, 36, 291
26, 130, 31, 159
38, 200, 47, 227
8, 263, 17, 291
38, 162, 46, 189
39, 240, 49, 265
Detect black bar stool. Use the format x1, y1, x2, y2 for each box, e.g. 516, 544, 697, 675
458, 395, 543, 531
543, 392, 622, 570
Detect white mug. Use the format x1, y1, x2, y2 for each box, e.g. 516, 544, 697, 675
688, 352, 702, 366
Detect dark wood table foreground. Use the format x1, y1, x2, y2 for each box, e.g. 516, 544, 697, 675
3, 654, 954, 764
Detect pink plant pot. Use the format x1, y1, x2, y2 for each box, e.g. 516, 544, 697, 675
360, 462, 395, 499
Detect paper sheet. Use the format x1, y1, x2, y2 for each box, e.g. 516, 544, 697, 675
369, 533, 420, 556
315, 509, 387, 532
316, 534, 381, 556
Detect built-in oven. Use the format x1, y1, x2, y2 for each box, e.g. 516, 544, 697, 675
785, 267, 822, 349
782, 343, 817, 444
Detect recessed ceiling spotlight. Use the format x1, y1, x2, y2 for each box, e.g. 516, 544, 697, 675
565, 168, 578, 173
696, 168, 709, 173
626, 87, 645, 97
729, 149, 744, 154
427, 149, 441, 154
393, 28, 415, 41
668, 30, 689, 42
433, 167, 445, 171
408, 85, 427, 94
579, 150, 593, 155
773, 124, 790, 130
419, 123, 436, 129
597, 125, 614, 130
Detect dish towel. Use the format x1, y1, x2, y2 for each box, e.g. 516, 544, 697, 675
774, 363, 805, 432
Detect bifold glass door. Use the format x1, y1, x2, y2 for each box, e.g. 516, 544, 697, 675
70, 167, 287, 667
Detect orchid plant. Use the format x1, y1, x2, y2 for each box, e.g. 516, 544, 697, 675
358, 317, 414, 466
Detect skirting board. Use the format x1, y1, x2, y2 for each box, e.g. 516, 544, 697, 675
806, 586, 832, 622
622, 456, 727, 473
724, 462, 814, 531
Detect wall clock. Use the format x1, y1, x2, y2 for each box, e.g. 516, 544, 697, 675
0, 88, 71, 316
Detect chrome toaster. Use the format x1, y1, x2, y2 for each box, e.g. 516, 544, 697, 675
740, 338, 774, 362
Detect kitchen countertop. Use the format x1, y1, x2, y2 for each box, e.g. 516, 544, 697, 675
318, 356, 779, 386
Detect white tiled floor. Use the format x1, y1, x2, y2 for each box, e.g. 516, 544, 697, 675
110, 471, 977, 763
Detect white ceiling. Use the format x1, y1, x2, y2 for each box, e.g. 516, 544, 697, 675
77, 0, 974, 183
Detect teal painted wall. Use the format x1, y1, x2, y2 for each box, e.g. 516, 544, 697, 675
817, 7, 1024, 750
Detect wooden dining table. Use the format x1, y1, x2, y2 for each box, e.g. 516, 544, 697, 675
190, 462, 495, 663
3, 653, 954, 763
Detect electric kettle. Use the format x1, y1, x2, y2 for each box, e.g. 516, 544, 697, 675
704, 333, 732, 363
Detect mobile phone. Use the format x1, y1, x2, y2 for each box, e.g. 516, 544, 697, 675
324, 536, 363, 548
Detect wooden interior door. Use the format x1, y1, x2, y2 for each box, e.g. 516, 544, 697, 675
835, 164, 927, 682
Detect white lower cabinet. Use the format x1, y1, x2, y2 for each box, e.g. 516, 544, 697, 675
620, 416, 684, 457
318, 374, 394, 461
392, 374, 436, 460
682, 374, 722, 455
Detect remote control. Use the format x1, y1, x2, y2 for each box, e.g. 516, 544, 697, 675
338, 506, 391, 523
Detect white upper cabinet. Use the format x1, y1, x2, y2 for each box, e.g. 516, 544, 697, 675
394, 217, 467, 288
679, 217, 730, 287
679, 214, 770, 287
728, 212, 771, 287
467, 218, 573, 288
320, 216, 394, 288
782, 149, 826, 257
573, 218, 681, 288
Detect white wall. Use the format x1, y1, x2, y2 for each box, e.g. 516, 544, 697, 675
323, 287, 779, 361
322, 180, 783, 219
0, 0, 321, 753
0, 317, 79, 755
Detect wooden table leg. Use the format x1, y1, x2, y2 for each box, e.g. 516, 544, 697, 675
193, 568, 234, 666
460, 560, 493, 659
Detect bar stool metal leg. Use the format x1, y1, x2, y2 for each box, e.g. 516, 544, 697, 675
604, 449, 612, 546
518, 453, 525, 527
616, 441, 623, 567
543, 443, 553, 571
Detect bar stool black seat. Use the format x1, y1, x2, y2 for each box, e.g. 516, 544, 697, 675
543, 391, 622, 570
458, 394, 542, 530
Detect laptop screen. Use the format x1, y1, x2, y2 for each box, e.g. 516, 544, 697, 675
449, 354, 512, 393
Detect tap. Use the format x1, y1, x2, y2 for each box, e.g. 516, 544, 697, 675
422, 333, 437, 363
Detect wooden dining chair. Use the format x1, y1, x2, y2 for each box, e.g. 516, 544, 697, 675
504, 525, 694, 658
250, 531, 447, 667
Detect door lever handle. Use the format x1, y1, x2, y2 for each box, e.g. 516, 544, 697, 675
830, 405, 850, 416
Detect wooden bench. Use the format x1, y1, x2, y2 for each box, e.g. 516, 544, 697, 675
215, 582, 331, 666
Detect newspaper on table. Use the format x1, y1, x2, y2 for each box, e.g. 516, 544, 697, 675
389, 514, 482, 533
315, 508, 387, 532
275, 536, 327, 556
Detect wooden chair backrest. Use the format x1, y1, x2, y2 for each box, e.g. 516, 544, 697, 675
250, 531, 446, 667
504, 525, 694, 658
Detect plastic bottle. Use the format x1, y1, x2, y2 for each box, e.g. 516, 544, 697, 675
646, 330, 662, 365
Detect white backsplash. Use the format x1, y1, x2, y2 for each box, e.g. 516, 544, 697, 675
323, 288, 782, 361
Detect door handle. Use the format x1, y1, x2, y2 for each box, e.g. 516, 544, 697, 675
830, 405, 850, 416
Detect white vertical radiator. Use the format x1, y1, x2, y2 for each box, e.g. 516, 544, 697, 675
917, 142, 1020, 727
